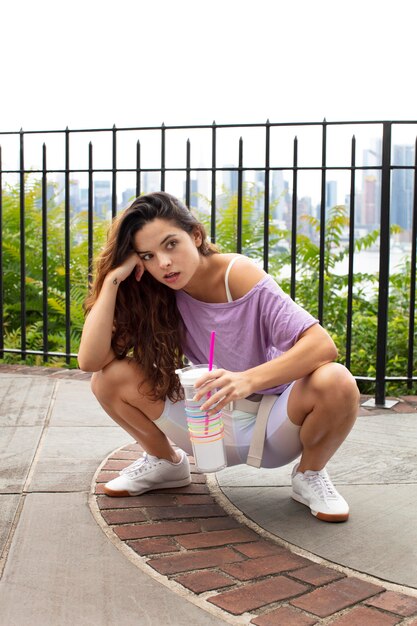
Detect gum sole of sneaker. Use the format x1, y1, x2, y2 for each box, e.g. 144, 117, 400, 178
103, 477, 192, 498
291, 494, 349, 523
315, 511, 349, 522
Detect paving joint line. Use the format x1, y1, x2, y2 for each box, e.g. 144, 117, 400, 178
0, 378, 59, 579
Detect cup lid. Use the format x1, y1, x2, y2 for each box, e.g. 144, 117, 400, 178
175, 367, 210, 385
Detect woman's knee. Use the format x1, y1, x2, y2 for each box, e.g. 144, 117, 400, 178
91, 358, 142, 403
313, 363, 360, 408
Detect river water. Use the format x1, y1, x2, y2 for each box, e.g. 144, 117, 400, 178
334, 246, 411, 276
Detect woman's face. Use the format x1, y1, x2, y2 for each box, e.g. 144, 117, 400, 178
133, 218, 203, 289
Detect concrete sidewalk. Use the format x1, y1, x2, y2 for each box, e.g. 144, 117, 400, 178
0, 370, 228, 626
1, 366, 417, 625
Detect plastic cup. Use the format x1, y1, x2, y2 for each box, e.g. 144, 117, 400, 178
175, 364, 227, 472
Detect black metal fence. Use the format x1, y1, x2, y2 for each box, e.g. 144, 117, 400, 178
0, 120, 416, 406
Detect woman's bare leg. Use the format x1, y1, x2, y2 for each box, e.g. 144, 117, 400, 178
91, 358, 180, 463
287, 362, 359, 472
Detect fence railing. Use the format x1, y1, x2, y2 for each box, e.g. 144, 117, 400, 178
0, 119, 416, 406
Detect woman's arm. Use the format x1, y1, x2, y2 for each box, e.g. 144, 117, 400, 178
197, 324, 337, 413
77, 253, 144, 372
246, 323, 337, 391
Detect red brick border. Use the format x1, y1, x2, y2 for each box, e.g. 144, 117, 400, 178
93, 442, 417, 624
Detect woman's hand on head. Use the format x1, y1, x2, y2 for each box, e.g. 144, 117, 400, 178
107, 252, 145, 285
194, 369, 253, 415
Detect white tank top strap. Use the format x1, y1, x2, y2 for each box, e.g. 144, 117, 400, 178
224, 256, 240, 302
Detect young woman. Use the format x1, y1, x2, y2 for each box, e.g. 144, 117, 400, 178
78, 191, 359, 522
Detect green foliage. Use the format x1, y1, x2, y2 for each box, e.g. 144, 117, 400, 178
1, 176, 109, 367
2, 180, 415, 395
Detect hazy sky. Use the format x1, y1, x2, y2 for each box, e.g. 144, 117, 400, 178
2, 0, 416, 132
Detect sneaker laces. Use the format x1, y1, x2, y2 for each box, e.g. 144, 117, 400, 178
304, 470, 339, 501
120, 453, 159, 478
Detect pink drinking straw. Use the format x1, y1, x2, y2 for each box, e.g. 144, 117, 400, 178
208, 330, 216, 372
206, 331, 216, 434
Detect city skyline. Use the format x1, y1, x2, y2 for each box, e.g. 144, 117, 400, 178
1, 120, 414, 248
59, 133, 415, 243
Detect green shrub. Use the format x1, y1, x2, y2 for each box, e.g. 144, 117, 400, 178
1, 180, 415, 395
1, 176, 109, 367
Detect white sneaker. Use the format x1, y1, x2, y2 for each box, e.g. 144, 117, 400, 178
291, 464, 349, 522
104, 449, 191, 497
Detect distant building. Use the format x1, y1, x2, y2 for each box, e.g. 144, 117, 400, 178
195, 170, 209, 211
183, 179, 199, 211
142, 172, 161, 194
70, 179, 81, 213
94, 180, 111, 218
80, 188, 89, 212
391, 144, 413, 231
362, 175, 378, 228
222, 166, 239, 194
122, 188, 136, 208
360, 139, 381, 229
253, 170, 287, 222
43, 176, 83, 213
326, 181, 337, 209
298, 197, 316, 240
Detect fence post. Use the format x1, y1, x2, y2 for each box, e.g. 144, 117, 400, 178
407, 136, 417, 389
88, 142, 94, 287
42, 143, 48, 361
263, 120, 270, 272
185, 139, 191, 208
160, 122, 165, 191
290, 135, 298, 301
64, 128, 71, 364
318, 119, 327, 324
211, 121, 217, 243
345, 135, 356, 371
374, 122, 392, 406
0, 145, 3, 359
237, 137, 243, 254
112, 124, 117, 218
19, 129, 27, 359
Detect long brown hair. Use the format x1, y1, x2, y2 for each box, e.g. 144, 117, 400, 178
85, 192, 218, 401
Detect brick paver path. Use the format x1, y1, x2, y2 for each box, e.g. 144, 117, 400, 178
94, 442, 417, 625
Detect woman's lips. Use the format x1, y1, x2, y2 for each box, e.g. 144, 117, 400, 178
164, 272, 180, 284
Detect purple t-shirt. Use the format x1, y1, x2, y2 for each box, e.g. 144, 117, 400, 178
175, 275, 318, 394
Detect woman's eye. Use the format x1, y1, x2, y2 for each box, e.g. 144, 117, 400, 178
141, 254, 152, 261
167, 240, 177, 249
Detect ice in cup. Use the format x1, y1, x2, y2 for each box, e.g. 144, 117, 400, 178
175, 364, 227, 472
